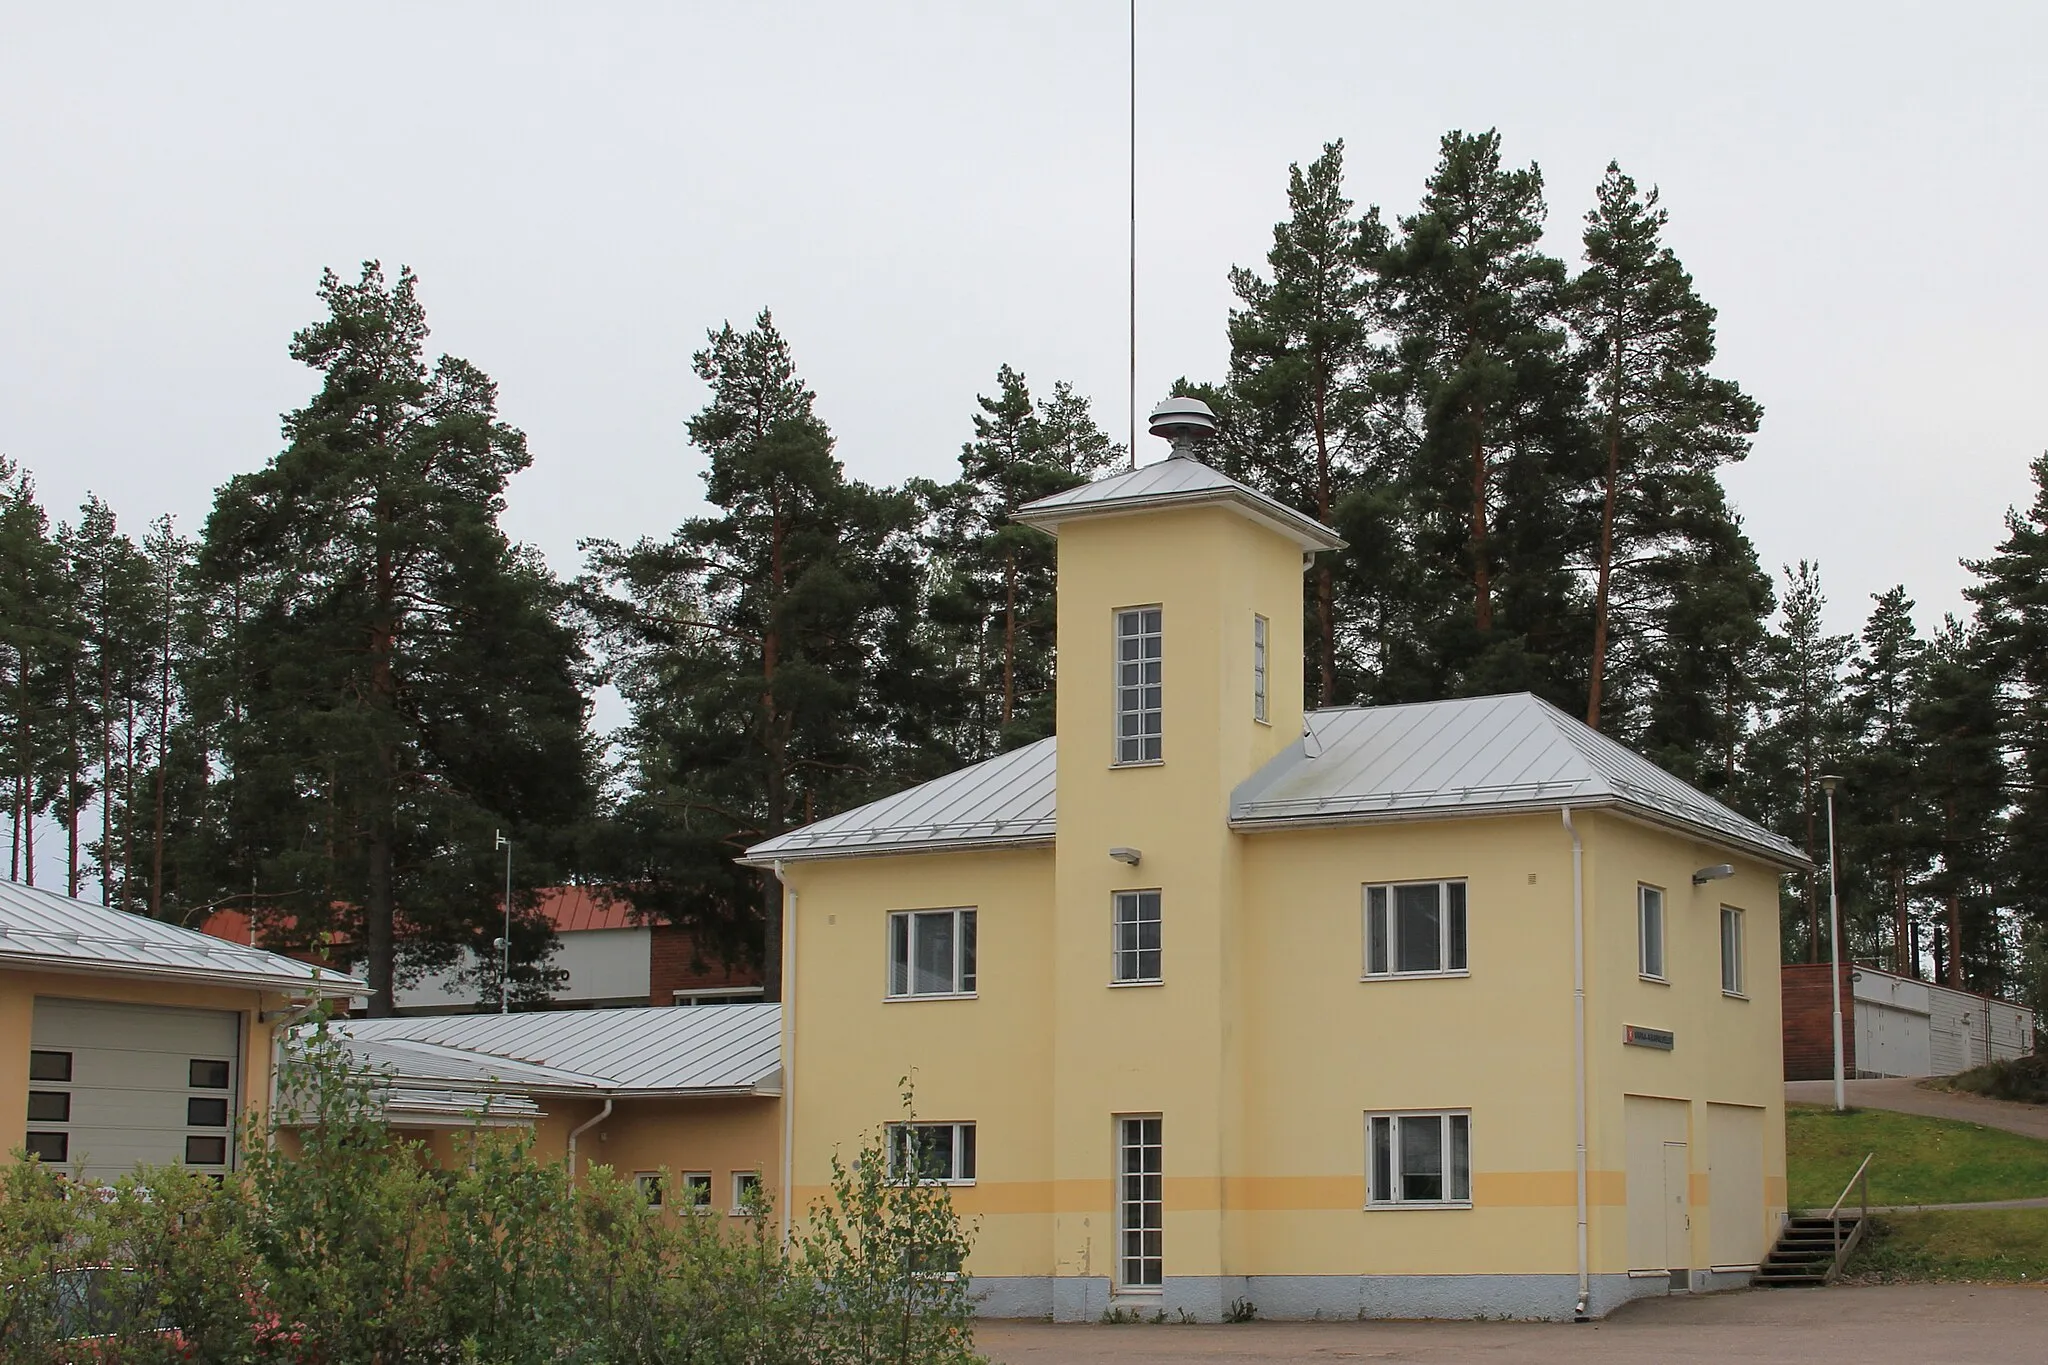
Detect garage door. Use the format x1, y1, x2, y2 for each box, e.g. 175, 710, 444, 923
26, 999, 241, 1181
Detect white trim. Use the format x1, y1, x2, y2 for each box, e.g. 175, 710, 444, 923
729, 1170, 762, 1217
1111, 889, 1162, 985
1637, 884, 1667, 982
885, 1120, 977, 1185
1719, 904, 1746, 996
1116, 1113, 1164, 1290
1362, 880, 1468, 978
1365, 1109, 1472, 1209
885, 907, 977, 999
1252, 614, 1270, 724
1112, 606, 1164, 767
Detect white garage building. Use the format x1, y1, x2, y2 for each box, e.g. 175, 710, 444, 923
1852, 965, 2035, 1079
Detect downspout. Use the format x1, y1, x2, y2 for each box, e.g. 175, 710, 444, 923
1563, 807, 1589, 1320
775, 859, 796, 1254
566, 1098, 613, 1179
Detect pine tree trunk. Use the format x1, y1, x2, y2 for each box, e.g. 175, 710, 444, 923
760, 503, 788, 1003
1313, 368, 1337, 705
1470, 416, 1493, 632
1586, 352, 1625, 729
121, 698, 135, 912
100, 628, 114, 906
1946, 891, 1963, 988
1893, 857, 1910, 977
1805, 785, 1820, 963
19, 666, 33, 888
150, 580, 171, 917
1001, 552, 1017, 728
65, 663, 80, 899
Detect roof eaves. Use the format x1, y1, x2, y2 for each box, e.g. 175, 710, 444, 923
1014, 485, 1345, 553
739, 830, 1054, 868
0, 951, 366, 998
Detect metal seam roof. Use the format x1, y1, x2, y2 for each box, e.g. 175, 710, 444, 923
1012, 457, 1346, 552
334, 1003, 782, 1095
0, 879, 367, 996
741, 693, 1805, 868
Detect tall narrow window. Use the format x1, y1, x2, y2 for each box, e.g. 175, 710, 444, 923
888, 909, 977, 997
1114, 608, 1163, 764
1252, 615, 1269, 723
1720, 906, 1745, 995
1363, 881, 1468, 977
1367, 1111, 1471, 1206
1638, 885, 1666, 981
1113, 891, 1162, 983
1117, 1116, 1163, 1287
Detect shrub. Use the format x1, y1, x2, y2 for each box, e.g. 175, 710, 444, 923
0, 1023, 983, 1364
1947, 1053, 2048, 1105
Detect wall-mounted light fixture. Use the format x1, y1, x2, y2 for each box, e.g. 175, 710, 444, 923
1109, 847, 1142, 867
1692, 863, 1734, 886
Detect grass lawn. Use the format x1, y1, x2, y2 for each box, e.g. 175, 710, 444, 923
1786, 1104, 2048, 1208
1852, 1208, 2048, 1283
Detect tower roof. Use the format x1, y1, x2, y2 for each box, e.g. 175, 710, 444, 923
1013, 457, 1345, 553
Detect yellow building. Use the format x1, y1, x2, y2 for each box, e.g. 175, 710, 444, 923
748, 398, 1804, 1321
2, 879, 364, 1182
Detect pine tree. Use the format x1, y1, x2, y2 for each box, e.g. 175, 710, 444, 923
1750, 562, 1856, 963
0, 460, 70, 887
1376, 129, 1587, 703
201, 263, 594, 1014
1910, 615, 2004, 991
920, 365, 1119, 758
1224, 140, 1383, 704
585, 311, 924, 998
58, 498, 152, 903
1966, 451, 2048, 1009
1571, 164, 1763, 731
1840, 587, 1929, 974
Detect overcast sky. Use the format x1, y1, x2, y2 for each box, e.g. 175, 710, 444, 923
5, 1, 2043, 648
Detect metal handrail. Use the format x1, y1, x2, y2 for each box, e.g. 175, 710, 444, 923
1826, 1152, 1874, 1269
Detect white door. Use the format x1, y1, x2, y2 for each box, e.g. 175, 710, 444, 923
27, 999, 241, 1181
1663, 1142, 1692, 1275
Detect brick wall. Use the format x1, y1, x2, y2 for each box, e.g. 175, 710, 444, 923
1781, 962, 1856, 1081
648, 925, 762, 1004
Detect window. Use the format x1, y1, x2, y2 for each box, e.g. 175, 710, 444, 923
886, 1122, 977, 1184
1117, 1116, 1163, 1288
1363, 881, 1468, 977
1112, 891, 1162, 984
888, 909, 977, 997
1638, 885, 1666, 980
24, 1132, 67, 1163
29, 1050, 71, 1083
681, 1172, 714, 1209
186, 1097, 229, 1127
184, 1136, 228, 1166
1367, 1112, 1471, 1206
189, 1059, 230, 1089
1252, 615, 1269, 723
731, 1171, 762, 1215
635, 1173, 665, 1208
1114, 607, 1163, 764
1721, 906, 1745, 996
27, 1092, 69, 1123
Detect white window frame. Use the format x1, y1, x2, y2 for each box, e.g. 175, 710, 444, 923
1116, 1114, 1163, 1289
1362, 880, 1469, 979
1111, 890, 1162, 985
1252, 614, 1269, 724
1366, 1110, 1472, 1208
885, 1122, 977, 1185
886, 908, 978, 999
1638, 884, 1667, 982
681, 1171, 714, 1211
730, 1170, 762, 1217
1113, 606, 1163, 766
1720, 905, 1746, 997
634, 1172, 665, 1208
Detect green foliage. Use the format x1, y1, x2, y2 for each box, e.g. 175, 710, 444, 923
1945, 1054, 2048, 1106
0, 1029, 983, 1364
1785, 1104, 2048, 1208
1851, 1208, 2048, 1283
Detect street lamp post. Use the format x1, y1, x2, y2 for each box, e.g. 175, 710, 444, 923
494, 831, 512, 1014
1820, 775, 1846, 1112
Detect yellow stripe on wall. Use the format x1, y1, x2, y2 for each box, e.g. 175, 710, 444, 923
793, 1171, 1631, 1215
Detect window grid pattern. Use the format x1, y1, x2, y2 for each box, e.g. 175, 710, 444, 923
1721, 906, 1745, 994
1368, 1111, 1472, 1206
1114, 608, 1163, 764
886, 1122, 977, 1184
888, 909, 978, 997
1639, 885, 1666, 980
1364, 881, 1468, 977
1118, 1116, 1163, 1288
1252, 615, 1269, 723
1113, 891, 1162, 983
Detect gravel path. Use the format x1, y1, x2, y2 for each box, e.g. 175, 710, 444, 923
1786, 1077, 2048, 1141
977, 1284, 2048, 1364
